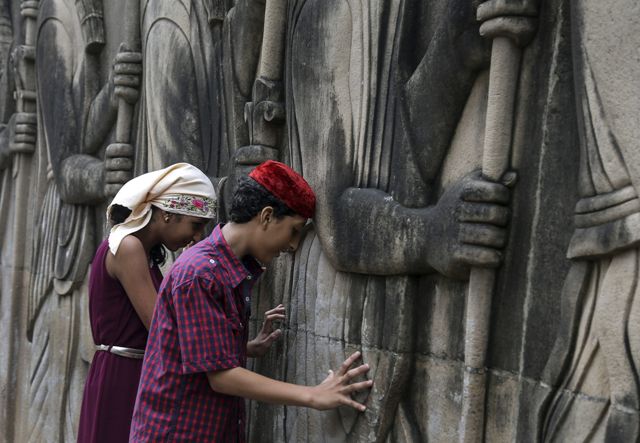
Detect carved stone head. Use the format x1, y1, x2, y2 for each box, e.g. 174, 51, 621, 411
75, 0, 105, 54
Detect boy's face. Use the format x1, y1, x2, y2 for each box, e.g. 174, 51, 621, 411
252, 212, 308, 265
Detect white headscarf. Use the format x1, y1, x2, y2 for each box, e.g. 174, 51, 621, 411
107, 163, 216, 254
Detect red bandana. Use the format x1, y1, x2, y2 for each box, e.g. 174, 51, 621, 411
249, 160, 316, 219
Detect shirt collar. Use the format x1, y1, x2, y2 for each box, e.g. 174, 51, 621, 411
208, 224, 263, 288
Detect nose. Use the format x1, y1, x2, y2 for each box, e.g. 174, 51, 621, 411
288, 236, 301, 253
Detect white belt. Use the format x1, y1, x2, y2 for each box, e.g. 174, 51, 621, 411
96, 344, 145, 359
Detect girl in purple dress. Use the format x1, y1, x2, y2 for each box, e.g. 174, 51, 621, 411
77, 163, 217, 443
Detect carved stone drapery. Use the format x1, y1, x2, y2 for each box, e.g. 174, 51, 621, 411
540, 1, 640, 440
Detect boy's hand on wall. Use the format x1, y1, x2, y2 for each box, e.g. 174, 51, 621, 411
247, 304, 285, 358
310, 351, 373, 412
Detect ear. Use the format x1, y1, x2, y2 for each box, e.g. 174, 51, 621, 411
162, 211, 171, 223
259, 206, 274, 228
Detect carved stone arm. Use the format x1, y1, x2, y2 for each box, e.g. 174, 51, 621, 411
226, 0, 267, 98
316, 187, 436, 276
314, 170, 511, 279
37, 18, 105, 204
57, 154, 105, 204
143, 20, 203, 168
84, 48, 142, 155
400, 0, 490, 185
83, 78, 117, 155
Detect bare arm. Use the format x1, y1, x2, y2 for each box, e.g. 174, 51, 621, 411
207, 351, 372, 411
106, 235, 158, 329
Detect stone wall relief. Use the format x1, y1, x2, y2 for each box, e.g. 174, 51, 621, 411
540, 0, 640, 440
25, 0, 141, 440
245, 0, 539, 441
0, 0, 637, 441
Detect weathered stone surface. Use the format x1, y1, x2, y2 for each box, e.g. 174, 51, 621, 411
0, 0, 638, 441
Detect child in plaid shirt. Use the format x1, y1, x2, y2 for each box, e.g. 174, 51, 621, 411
130, 161, 372, 442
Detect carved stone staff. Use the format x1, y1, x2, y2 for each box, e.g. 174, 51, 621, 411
458, 3, 537, 442
235, 0, 286, 172
13, 1, 38, 154
104, 0, 140, 196
8, 0, 38, 292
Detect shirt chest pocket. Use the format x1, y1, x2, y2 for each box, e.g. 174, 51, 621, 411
223, 291, 246, 335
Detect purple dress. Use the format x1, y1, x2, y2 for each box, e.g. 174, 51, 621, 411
77, 239, 163, 442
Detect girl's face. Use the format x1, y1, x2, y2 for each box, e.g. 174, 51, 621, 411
161, 214, 209, 251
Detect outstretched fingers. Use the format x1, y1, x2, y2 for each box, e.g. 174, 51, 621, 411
336, 351, 362, 376
313, 354, 373, 412
344, 379, 374, 394
264, 304, 285, 315
338, 374, 373, 412
345, 363, 370, 380
264, 305, 286, 323
341, 396, 368, 412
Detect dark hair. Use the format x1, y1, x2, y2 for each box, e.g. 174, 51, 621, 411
108, 204, 167, 266
229, 177, 296, 223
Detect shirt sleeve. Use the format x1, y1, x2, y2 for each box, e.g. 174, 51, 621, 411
172, 276, 241, 374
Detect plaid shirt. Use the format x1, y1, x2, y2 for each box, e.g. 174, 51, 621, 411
130, 225, 262, 442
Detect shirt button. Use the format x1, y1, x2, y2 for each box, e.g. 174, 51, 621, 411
245, 297, 250, 302
246, 275, 252, 280
239, 322, 243, 328
209, 259, 215, 264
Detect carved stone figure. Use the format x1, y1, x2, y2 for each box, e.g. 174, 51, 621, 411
252, 1, 514, 441
541, 1, 640, 440
0, 1, 21, 439
138, 0, 223, 175
137, 0, 263, 183
28, 0, 139, 439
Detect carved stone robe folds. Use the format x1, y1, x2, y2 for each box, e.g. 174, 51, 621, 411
277, 1, 418, 441
542, 1, 640, 440
29, 0, 100, 439
258, 0, 493, 440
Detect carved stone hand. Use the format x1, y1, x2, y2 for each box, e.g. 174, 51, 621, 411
478, 0, 539, 19
9, 112, 37, 155
477, 0, 539, 48
425, 170, 514, 280
110, 44, 142, 107
104, 142, 134, 198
